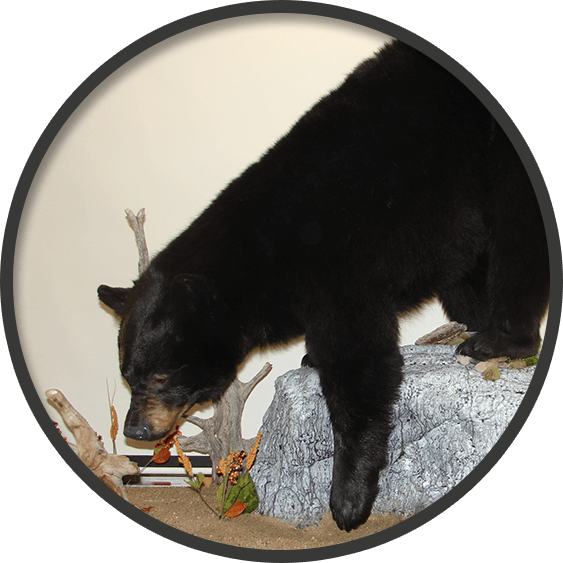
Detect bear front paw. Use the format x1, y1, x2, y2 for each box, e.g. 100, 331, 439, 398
330, 486, 375, 531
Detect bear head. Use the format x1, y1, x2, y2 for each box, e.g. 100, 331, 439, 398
98, 272, 243, 441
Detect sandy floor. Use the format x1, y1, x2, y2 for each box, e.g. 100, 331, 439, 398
127, 484, 404, 550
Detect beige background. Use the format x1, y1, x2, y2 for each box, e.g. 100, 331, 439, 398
13, 14, 544, 458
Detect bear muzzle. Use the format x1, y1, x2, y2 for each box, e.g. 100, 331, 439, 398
123, 396, 188, 441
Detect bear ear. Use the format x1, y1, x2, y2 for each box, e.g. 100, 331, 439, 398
97, 285, 131, 315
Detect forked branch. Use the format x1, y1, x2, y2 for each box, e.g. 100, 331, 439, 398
179, 362, 273, 482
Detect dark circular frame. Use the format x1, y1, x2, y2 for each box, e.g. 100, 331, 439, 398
1, 1, 561, 562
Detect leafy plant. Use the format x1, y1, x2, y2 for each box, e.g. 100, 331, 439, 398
216, 446, 260, 516
176, 433, 262, 519
123, 408, 263, 520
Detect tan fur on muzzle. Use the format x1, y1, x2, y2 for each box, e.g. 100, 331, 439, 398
125, 394, 189, 440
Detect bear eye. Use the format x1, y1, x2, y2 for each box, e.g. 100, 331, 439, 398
154, 375, 167, 384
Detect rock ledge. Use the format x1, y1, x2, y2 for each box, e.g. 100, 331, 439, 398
251, 345, 534, 526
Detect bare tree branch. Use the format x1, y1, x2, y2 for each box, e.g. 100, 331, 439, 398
241, 362, 273, 399
124, 208, 150, 275
178, 363, 273, 483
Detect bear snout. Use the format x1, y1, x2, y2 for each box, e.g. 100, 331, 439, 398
123, 418, 157, 441
123, 396, 186, 441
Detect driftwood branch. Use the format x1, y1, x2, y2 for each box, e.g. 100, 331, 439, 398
46, 389, 139, 499
415, 321, 468, 346
124, 208, 150, 275
179, 362, 273, 483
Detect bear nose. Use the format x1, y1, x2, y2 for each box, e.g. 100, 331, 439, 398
124, 406, 158, 441
123, 422, 153, 441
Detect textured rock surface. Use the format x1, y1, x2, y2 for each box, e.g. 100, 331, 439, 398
251, 345, 534, 526
250, 367, 334, 527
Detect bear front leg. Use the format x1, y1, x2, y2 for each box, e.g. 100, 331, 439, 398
317, 351, 404, 531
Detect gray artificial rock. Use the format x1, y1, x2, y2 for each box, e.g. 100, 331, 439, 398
251, 367, 334, 527
251, 344, 534, 526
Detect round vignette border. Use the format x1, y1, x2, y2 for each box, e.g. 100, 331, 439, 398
1, 1, 561, 561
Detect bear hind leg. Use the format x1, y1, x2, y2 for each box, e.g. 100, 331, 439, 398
457, 128, 549, 360
441, 234, 548, 360
438, 253, 490, 331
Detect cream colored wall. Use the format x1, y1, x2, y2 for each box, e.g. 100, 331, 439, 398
12, 13, 541, 458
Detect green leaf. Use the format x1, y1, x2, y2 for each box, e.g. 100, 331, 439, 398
217, 473, 259, 514
186, 472, 205, 491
